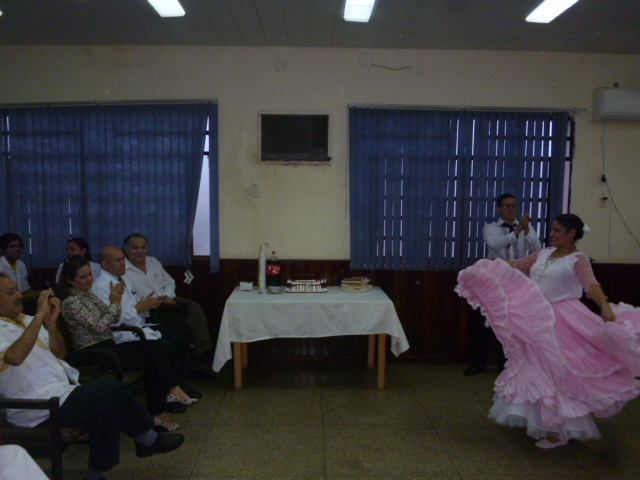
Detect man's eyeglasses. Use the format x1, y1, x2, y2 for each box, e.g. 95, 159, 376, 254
499, 203, 518, 210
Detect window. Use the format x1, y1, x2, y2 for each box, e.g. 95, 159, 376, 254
349, 107, 572, 271
259, 113, 330, 162
0, 103, 218, 269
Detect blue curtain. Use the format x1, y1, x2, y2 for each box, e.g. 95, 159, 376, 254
208, 108, 220, 273
349, 107, 569, 271
0, 108, 84, 267
0, 103, 216, 268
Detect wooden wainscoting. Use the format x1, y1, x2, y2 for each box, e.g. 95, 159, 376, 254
33, 259, 640, 364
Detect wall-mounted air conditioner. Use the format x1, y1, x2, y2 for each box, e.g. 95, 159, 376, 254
593, 87, 640, 121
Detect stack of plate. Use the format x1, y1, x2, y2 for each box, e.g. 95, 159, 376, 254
340, 277, 373, 292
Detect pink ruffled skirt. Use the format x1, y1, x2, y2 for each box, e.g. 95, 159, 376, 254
456, 259, 640, 441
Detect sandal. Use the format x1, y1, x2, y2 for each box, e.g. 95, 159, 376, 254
153, 416, 180, 432
166, 393, 199, 406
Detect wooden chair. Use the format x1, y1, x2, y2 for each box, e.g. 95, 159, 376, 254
0, 397, 88, 480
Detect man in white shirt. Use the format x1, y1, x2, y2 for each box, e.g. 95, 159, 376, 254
123, 233, 212, 363
464, 194, 542, 376
93, 246, 199, 397
0, 274, 184, 480
91, 246, 163, 344
483, 194, 542, 261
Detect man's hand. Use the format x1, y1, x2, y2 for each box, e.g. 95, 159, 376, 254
135, 292, 162, 313
161, 296, 177, 305
36, 289, 54, 318
515, 214, 531, 236
44, 296, 61, 328
109, 281, 125, 305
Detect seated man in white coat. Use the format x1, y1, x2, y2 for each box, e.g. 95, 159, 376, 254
0, 274, 184, 480
123, 233, 213, 364
92, 246, 200, 398
91, 246, 162, 343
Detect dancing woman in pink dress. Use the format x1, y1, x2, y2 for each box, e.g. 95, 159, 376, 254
456, 214, 640, 449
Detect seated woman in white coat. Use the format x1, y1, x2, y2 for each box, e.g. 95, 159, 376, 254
55, 237, 102, 283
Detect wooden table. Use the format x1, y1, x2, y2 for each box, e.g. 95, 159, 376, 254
212, 286, 409, 390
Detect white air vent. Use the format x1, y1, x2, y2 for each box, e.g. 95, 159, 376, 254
593, 88, 640, 121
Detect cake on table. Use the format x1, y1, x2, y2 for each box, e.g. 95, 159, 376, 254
286, 279, 328, 293
340, 277, 373, 292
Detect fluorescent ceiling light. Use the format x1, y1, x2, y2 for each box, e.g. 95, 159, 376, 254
147, 0, 185, 17
344, 0, 376, 23
526, 0, 581, 23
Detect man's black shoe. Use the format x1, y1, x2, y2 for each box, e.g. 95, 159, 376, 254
463, 365, 486, 376
135, 432, 184, 458
181, 384, 203, 399
166, 401, 187, 414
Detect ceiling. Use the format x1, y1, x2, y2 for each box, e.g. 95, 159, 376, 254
1, 0, 639, 54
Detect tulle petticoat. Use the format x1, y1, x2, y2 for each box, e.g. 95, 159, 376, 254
456, 259, 640, 441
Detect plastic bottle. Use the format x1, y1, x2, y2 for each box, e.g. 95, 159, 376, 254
266, 251, 281, 287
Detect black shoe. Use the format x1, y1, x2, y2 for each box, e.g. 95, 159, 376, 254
166, 401, 187, 414
181, 384, 203, 399
135, 432, 184, 458
463, 365, 486, 376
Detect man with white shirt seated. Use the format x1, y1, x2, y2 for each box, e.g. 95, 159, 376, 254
0, 274, 184, 480
92, 247, 199, 398
123, 233, 213, 365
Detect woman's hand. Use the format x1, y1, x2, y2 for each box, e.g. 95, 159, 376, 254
109, 281, 125, 305
601, 304, 616, 323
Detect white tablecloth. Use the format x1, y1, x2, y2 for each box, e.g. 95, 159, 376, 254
212, 286, 410, 372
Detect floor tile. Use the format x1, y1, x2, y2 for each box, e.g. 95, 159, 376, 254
215, 389, 323, 425
322, 388, 428, 425
324, 423, 457, 477
192, 423, 325, 477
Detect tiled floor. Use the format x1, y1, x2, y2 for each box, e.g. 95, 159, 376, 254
49, 362, 640, 480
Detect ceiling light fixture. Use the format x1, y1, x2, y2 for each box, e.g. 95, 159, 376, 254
146, 0, 185, 18
526, 0, 581, 23
344, 0, 376, 23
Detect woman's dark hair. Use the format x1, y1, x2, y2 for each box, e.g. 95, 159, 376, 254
54, 256, 91, 301
0, 232, 24, 252
554, 213, 585, 240
68, 237, 93, 261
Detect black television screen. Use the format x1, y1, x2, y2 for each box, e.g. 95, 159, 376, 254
260, 114, 329, 162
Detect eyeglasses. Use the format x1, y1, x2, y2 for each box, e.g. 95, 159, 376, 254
499, 203, 518, 210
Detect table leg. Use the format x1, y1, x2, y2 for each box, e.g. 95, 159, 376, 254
377, 333, 386, 389
368, 334, 376, 368
241, 342, 248, 368
233, 342, 243, 390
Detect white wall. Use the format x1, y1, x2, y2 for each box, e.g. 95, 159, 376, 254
1, 46, 639, 263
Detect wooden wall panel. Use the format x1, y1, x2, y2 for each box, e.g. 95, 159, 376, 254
33, 259, 640, 363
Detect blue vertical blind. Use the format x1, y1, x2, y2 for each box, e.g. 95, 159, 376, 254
349, 107, 569, 271
0, 103, 217, 269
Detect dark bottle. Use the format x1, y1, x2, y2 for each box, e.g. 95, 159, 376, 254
266, 251, 281, 287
